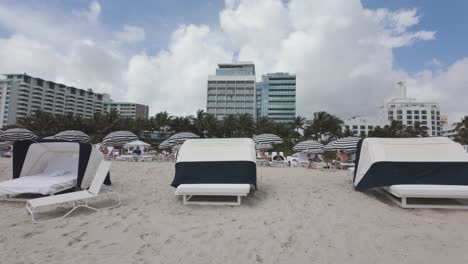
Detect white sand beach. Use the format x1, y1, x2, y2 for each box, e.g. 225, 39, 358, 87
1, 158, 468, 264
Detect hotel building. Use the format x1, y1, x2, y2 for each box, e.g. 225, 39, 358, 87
206, 62, 256, 119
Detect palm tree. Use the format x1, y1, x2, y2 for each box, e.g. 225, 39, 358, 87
222, 115, 237, 137
154, 111, 172, 132
455, 116, 468, 144
255, 116, 275, 134
191, 109, 206, 137
290, 116, 306, 132
237, 113, 254, 137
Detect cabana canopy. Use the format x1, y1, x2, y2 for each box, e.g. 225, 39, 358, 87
353, 137, 468, 191
171, 138, 257, 189
12, 140, 110, 190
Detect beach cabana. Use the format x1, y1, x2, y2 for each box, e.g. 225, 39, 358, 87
171, 138, 257, 205
353, 137, 468, 209
0, 140, 110, 201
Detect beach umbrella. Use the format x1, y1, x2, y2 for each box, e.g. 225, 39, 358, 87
167, 132, 199, 145
124, 140, 150, 148
159, 139, 174, 149
102, 131, 138, 146
53, 130, 90, 142
324, 141, 335, 151
0, 128, 37, 142
256, 143, 273, 150
332, 137, 361, 152
253, 133, 283, 145
293, 140, 324, 153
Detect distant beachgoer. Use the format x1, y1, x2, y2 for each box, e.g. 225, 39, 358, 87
133, 146, 142, 156
307, 158, 313, 169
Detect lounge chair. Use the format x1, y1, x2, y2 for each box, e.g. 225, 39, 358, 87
337, 161, 354, 170
26, 161, 120, 223
175, 184, 250, 205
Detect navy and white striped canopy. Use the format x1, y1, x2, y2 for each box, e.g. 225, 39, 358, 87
332, 137, 361, 152
0, 128, 37, 142
256, 143, 273, 150
253, 134, 283, 145
159, 139, 174, 149
53, 130, 90, 142
167, 132, 199, 145
293, 140, 324, 153
324, 141, 335, 151
102, 131, 138, 146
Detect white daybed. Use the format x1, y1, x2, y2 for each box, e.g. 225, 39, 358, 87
171, 138, 256, 206
354, 137, 468, 209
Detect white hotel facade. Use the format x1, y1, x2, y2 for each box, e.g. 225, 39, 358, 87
342, 83, 442, 136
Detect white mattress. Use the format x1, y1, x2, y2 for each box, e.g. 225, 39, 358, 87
0, 175, 77, 196
386, 185, 468, 198
175, 184, 251, 195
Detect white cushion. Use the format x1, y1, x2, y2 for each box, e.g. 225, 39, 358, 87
387, 185, 468, 198
175, 184, 250, 195
0, 175, 76, 196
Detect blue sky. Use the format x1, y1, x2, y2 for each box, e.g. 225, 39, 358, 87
363, 0, 468, 73
0, 0, 467, 120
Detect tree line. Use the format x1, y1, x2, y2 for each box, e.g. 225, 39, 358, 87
10, 109, 468, 154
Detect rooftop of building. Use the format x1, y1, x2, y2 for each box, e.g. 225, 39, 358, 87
218, 62, 254, 67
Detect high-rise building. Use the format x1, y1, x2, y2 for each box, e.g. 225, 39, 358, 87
206, 62, 256, 119
379, 83, 442, 136
103, 94, 149, 119
256, 72, 296, 123
0, 74, 105, 128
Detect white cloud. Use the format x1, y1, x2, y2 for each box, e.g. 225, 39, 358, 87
114, 25, 146, 43
0, 0, 466, 123
125, 25, 232, 115
73, 0, 101, 23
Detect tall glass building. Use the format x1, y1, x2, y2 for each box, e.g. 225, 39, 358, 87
257, 72, 296, 123
207, 62, 256, 119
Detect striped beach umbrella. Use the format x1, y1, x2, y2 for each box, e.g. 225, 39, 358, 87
256, 143, 273, 150
253, 134, 283, 145
167, 132, 199, 145
0, 128, 37, 142
293, 140, 324, 153
159, 139, 174, 149
324, 141, 335, 151
102, 131, 138, 146
332, 137, 360, 152
54, 130, 90, 142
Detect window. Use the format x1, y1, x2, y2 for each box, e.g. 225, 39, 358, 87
422, 116, 427, 120
414, 116, 419, 119
397, 116, 402, 120
368, 126, 373, 130
407, 110, 412, 114
397, 110, 402, 114
407, 121, 413, 125
422, 110, 427, 114
414, 110, 419, 114
407, 116, 412, 119
352, 125, 358, 129
390, 105, 395, 108
432, 126, 435, 131
360, 131, 366, 137
360, 125, 365, 129
389, 117, 394, 121
388, 111, 393, 115
431, 111, 435, 115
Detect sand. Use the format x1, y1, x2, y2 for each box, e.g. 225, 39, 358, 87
1, 158, 468, 264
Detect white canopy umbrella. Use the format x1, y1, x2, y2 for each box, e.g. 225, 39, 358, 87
124, 140, 150, 148
167, 132, 199, 145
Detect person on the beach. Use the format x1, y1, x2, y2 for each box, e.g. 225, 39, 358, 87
133, 146, 142, 156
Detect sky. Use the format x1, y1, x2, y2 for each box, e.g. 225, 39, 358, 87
0, 0, 467, 123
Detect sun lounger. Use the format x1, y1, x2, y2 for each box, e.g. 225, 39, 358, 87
313, 162, 327, 169
175, 184, 250, 205
348, 167, 355, 178
0, 174, 77, 202
381, 185, 468, 209
26, 161, 120, 223
337, 161, 354, 170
